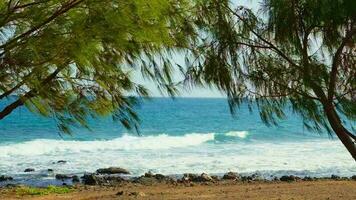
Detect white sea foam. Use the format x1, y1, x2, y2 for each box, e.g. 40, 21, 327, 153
0, 132, 355, 178
224, 131, 249, 138
0, 133, 215, 157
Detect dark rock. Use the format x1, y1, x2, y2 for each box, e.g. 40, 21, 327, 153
211, 175, 220, 181
116, 191, 125, 196
57, 160, 67, 164
144, 171, 154, 178
351, 175, 356, 181
81, 173, 125, 185
199, 173, 214, 182
302, 176, 314, 181
242, 173, 264, 182
5, 184, 18, 188
81, 173, 97, 185
222, 172, 240, 180
134, 173, 175, 185
24, 168, 35, 172
96, 167, 130, 175
47, 169, 54, 172
181, 173, 214, 182
181, 173, 199, 182
55, 174, 75, 180
331, 175, 340, 180
0, 175, 13, 182
72, 175, 80, 183
133, 176, 158, 185
280, 175, 300, 182
154, 174, 166, 180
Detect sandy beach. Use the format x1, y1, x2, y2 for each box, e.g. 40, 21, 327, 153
1, 180, 356, 200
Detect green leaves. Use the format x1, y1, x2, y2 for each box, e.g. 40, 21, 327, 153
183, 0, 355, 135
0, 0, 197, 133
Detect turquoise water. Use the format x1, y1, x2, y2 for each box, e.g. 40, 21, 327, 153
0, 98, 355, 185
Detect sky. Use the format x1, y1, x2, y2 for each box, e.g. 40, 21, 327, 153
133, 0, 259, 98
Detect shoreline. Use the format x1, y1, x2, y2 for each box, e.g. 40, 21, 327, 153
1, 166, 356, 187
1, 179, 356, 200
1, 167, 356, 199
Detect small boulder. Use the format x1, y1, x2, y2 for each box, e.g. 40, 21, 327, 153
154, 174, 166, 180
181, 173, 199, 182
116, 191, 125, 196
55, 174, 74, 180
331, 175, 340, 180
81, 173, 125, 185
351, 175, 356, 181
223, 172, 240, 180
199, 173, 214, 182
72, 175, 80, 183
144, 171, 154, 177
96, 167, 130, 174
242, 173, 264, 182
302, 176, 312, 181
134, 173, 175, 185
0, 175, 13, 182
280, 175, 299, 182
24, 168, 35, 172
211, 175, 220, 181
47, 169, 54, 172
81, 173, 98, 185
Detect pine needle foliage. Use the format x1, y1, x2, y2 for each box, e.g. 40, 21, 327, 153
0, 0, 195, 133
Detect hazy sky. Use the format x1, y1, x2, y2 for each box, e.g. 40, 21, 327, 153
134, 0, 259, 98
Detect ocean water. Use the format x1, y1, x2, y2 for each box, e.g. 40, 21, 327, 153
0, 98, 355, 185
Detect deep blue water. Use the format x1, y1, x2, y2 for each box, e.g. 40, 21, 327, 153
0, 98, 355, 186
0, 98, 329, 142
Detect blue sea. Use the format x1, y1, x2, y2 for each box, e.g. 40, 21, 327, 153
0, 98, 355, 186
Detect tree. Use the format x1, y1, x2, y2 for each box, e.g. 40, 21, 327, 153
183, 0, 356, 160
0, 0, 194, 133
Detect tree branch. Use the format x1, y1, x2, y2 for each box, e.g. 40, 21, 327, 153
328, 26, 355, 102
0, 0, 84, 51
0, 66, 64, 120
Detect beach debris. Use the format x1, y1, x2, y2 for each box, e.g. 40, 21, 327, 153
280, 175, 300, 182
222, 172, 240, 180
0, 175, 13, 182
96, 167, 130, 174
24, 168, 35, 172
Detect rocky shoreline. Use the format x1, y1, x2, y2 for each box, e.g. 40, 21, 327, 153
1, 164, 356, 188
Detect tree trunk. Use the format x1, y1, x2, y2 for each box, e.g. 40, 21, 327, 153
324, 104, 356, 161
